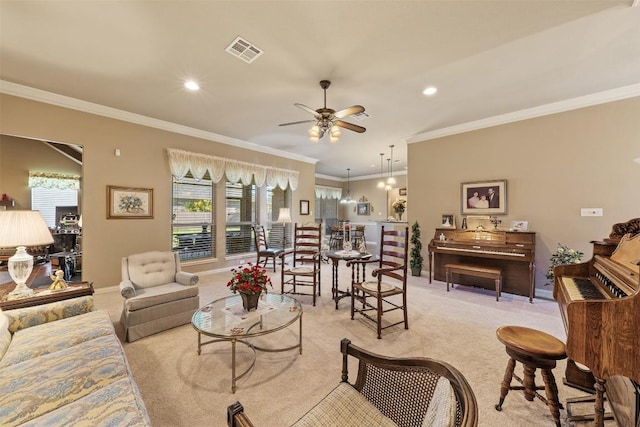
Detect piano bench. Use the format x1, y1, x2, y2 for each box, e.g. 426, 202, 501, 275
495, 326, 567, 427
445, 263, 502, 301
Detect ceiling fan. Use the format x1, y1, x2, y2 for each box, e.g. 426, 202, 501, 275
279, 80, 366, 143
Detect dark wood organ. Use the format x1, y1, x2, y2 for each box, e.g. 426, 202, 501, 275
428, 228, 536, 301
553, 218, 640, 427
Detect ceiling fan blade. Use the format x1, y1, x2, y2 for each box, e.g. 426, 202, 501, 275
334, 105, 365, 119
279, 119, 316, 127
294, 103, 320, 116
335, 120, 366, 133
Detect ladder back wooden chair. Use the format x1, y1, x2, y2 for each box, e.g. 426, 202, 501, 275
349, 225, 409, 338
252, 225, 283, 272
280, 222, 322, 306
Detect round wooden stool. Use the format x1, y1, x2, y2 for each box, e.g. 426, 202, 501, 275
495, 326, 567, 427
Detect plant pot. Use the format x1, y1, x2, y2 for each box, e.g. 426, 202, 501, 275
241, 291, 261, 311
411, 267, 421, 277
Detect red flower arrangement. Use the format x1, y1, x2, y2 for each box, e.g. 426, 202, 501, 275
227, 263, 272, 295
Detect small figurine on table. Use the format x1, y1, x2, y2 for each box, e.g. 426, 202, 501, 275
49, 269, 68, 290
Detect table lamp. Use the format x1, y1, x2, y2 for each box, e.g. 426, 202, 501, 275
0, 210, 54, 299
277, 207, 292, 249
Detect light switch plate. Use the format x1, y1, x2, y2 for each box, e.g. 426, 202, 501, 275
581, 208, 603, 217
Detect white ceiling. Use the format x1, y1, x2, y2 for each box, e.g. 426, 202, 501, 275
1, 1, 639, 180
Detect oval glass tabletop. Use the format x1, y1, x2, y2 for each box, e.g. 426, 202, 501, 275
192, 292, 302, 339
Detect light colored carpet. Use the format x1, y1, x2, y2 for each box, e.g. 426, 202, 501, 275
94, 263, 596, 427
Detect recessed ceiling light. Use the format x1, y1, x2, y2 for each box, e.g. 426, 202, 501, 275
422, 86, 438, 96
184, 80, 200, 91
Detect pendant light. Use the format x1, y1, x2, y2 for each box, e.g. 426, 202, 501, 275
377, 153, 386, 189
340, 168, 357, 204
384, 159, 393, 191
386, 144, 396, 187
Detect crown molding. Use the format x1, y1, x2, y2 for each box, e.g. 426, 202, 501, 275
0, 80, 319, 165
406, 83, 640, 143
316, 169, 407, 181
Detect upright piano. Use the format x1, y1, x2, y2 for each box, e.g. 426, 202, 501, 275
553, 218, 640, 427
428, 228, 536, 301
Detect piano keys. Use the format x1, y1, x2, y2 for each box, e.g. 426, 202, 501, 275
428, 228, 536, 301
553, 217, 640, 427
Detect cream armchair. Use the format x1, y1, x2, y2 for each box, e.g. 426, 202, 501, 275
120, 251, 199, 342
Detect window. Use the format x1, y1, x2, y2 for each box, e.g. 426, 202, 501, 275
172, 174, 215, 261
266, 185, 291, 249
31, 187, 78, 228
225, 182, 257, 255
315, 195, 338, 235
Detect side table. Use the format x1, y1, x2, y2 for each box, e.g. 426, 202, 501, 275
326, 250, 374, 309
0, 279, 94, 310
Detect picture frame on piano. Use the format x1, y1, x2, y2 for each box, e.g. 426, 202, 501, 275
461, 179, 507, 215
441, 214, 455, 228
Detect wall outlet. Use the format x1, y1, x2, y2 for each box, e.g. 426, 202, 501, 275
581, 208, 603, 217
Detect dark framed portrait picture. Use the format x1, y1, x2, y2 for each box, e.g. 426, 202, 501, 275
461, 179, 507, 215
357, 202, 371, 216
300, 200, 310, 215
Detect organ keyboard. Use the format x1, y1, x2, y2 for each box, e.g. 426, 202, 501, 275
428, 228, 536, 301
553, 218, 640, 427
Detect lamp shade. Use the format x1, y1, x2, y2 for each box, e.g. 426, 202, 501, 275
0, 210, 54, 300
277, 207, 292, 224
0, 210, 53, 248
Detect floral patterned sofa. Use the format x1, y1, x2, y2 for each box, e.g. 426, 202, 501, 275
0, 296, 150, 426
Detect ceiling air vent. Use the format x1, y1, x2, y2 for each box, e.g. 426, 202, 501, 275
225, 36, 263, 63
351, 111, 371, 121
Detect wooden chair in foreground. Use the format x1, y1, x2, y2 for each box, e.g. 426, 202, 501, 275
227, 338, 478, 427
252, 225, 283, 272
280, 222, 322, 306
349, 225, 409, 339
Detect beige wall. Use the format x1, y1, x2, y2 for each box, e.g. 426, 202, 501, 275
314, 175, 408, 223
0, 135, 82, 209
344, 175, 407, 223
408, 96, 640, 295
0, 94, 317, 289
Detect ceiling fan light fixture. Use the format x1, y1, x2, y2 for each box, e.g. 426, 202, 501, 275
308, 125, 321, 142
329, 125, 341, 143
281, 80, 365, 143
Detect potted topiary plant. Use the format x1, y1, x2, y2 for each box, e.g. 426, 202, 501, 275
410, 221, 423, 276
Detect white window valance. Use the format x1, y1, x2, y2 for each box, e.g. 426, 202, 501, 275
28, 172, 80, 190
315, 185, 342, 200
167, 148, 299, 190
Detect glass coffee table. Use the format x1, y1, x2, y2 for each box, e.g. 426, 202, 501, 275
191, 292, 302, 393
